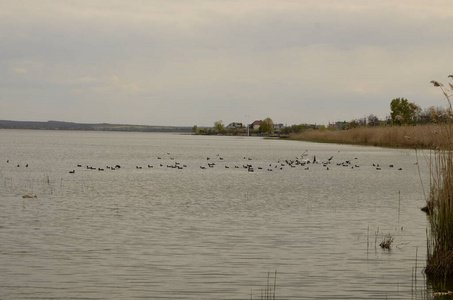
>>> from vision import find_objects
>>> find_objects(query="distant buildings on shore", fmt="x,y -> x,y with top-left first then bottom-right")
225,120 -> 285,133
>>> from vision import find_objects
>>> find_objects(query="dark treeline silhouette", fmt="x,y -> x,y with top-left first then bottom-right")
0,120 -> 193,133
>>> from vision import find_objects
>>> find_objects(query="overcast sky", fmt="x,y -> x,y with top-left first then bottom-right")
1,0 -> 452,127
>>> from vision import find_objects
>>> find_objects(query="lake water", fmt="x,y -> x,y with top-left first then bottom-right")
0,130 -> 433,299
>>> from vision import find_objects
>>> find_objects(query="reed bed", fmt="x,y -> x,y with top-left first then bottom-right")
425,141 -> 453,277
289,124 -> 450,149
424,76 -> 453,279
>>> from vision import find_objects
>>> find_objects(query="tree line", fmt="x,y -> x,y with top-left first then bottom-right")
194,74 -> 453,135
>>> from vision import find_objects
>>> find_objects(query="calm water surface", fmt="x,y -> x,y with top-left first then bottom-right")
0,130 -> 432,299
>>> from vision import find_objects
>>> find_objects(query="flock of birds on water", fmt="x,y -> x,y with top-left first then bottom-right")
7,150 -> 405,174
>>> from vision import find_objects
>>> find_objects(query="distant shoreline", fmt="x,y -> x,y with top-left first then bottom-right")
0,120 -> 195,133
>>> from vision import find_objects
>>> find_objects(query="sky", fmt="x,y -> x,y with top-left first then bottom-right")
1,0 -> 453,127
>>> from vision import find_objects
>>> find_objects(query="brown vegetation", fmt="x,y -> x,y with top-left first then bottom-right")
289,124 -> 451,149
424,75 -> 453,279
425,143 -> 453,277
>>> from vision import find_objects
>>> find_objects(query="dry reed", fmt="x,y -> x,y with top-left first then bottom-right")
290,124 -> 450,149
425,145 -> 453,277
424,75 -> 453,279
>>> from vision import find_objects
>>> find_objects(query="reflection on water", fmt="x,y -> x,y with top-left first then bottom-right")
0,130 -> 433,299
426,277 -> 453,298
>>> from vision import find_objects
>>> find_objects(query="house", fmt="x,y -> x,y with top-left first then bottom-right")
250,120 -> 262,130
328,121 -> 349,130
369,120 -> 384,127
273,123 -> 284,132
226,122 -> 244,130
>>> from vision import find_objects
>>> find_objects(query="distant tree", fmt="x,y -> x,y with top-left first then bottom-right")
390,98 -> 419,125
418,106 -> 448,124
213,120 -> 225,134
259,117 -> 274,133
348,120 -> 358,129
192,125 -> 198,133
367,114 -> 379,126
281,124 -> 309,134
199,128 -> 212,135
358,117 -> 367,126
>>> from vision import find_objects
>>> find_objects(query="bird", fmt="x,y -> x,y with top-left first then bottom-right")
69,170 -> 75,174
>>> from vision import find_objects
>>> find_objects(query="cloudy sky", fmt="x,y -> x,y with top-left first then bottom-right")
1,1 -> 452,127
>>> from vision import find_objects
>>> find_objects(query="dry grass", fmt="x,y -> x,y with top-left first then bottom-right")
290,124 -> 451,149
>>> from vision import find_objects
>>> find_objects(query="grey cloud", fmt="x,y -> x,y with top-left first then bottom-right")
1,1 -> 453,126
